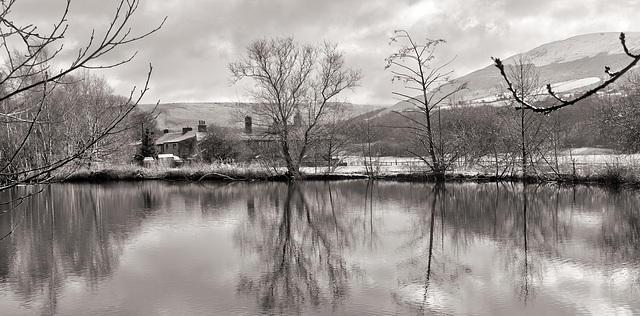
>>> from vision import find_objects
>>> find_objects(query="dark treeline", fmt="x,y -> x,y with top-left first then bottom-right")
345,83 -> 640,178
0,71 -> 156,177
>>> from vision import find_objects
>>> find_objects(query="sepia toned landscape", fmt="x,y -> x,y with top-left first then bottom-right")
1,0 -> 640,315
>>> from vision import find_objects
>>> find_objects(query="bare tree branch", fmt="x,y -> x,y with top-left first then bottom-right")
386,29 -> 467,181
0,0 -> 165,189
493,32 -> 639,114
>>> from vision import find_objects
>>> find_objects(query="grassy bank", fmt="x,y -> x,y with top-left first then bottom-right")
54,156 -> 640,187
58,162 -> 374,182
58,162 -> 282,182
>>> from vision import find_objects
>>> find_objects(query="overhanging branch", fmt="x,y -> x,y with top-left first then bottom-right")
493,32 -> 639,114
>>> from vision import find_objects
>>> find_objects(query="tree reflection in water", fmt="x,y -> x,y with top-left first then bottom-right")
362,179 -> 380,251
422,184 -> 439,309
392,183 -> 458,315
0,181 -> 639,315
235,182 -> 360,314
0,183 -> 161,315
391,182 -> 640,314
520,184 -> 533,304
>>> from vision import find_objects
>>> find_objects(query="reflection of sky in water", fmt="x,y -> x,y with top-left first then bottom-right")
392,232 -> 639,315
60,215 -> 253,315
0,181 -> 638,315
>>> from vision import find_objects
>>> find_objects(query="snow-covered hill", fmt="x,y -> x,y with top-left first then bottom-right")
384,32 -> 640,114
514,32 -> 640,67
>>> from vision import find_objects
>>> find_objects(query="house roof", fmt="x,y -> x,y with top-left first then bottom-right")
155,131 -> 207,145
237,132 -> 278,142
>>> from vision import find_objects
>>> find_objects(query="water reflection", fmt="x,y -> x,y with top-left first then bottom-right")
235,182 -> 356,314
392,184 -> 442,314
391,183 -> 640,315
0,181 -> 638,315
0,183 -> 141,315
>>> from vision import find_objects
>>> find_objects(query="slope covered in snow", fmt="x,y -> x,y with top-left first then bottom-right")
509,32 -> 640,67
384,32 -> 640,114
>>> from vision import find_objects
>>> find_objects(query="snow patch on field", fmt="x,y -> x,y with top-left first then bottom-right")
550,77 -> 601,92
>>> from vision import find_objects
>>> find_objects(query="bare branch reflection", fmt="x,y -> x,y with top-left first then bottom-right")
393,183 -> 464,315
0,183 -> 154,315
235,182 -> 363,314
0,181 -> 638,314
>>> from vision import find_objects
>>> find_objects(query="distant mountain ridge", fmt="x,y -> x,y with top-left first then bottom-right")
138,102 -> 386,131
384,32 -> 640,114
520,32 -> 640,66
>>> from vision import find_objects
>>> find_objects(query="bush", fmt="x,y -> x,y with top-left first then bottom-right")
200,125 -> 249,162
593,158 -> 637,184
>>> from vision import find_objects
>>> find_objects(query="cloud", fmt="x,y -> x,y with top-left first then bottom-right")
7,0 -> 640,105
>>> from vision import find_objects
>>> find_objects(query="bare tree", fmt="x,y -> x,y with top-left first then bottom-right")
0,0 -> 166,190
51,71 -> 144,165
503,56 -> 545,178
385,30 -> 467,182
229,37 -> 362,179
352,119 -> 384,176
311,103 -> 354,173
493,32 -> 640,114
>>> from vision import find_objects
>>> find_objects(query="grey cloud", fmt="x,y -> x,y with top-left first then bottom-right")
7,0 -> 640,105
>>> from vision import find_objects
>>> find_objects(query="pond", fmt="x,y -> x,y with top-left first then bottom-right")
0,181 -> 638,315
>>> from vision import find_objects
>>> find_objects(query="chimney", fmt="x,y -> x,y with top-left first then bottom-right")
163,129 -> 169,134
197,120 -> 207,132
245,116 -> 252,134
294,112 -> 302,127
182,127 -> 192,134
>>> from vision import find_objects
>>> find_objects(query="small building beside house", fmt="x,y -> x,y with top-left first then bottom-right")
155,121 -> 208,160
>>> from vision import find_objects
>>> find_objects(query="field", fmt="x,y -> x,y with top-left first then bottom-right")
308,148 -> 640,181
58,147 -> 640,184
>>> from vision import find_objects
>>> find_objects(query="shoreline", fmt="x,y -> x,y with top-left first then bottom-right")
52,162 -> 640,188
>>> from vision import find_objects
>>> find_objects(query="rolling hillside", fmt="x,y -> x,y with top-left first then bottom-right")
137,102 -> 243,130
138,102 -> 387,131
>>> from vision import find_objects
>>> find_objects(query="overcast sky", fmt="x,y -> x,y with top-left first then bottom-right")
11,0 -> 640,106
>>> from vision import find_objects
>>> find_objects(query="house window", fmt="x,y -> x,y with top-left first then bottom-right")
173,144 -> 177,149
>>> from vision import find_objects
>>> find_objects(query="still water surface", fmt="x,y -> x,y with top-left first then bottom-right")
0,181 -> 638,315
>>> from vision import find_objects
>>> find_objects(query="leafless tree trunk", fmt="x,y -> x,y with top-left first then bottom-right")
505,56 -> 541,178
316,104 -> 354,173
353,120 -> 382,176
385,30 -> 467,182
229,37 -> 361,179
